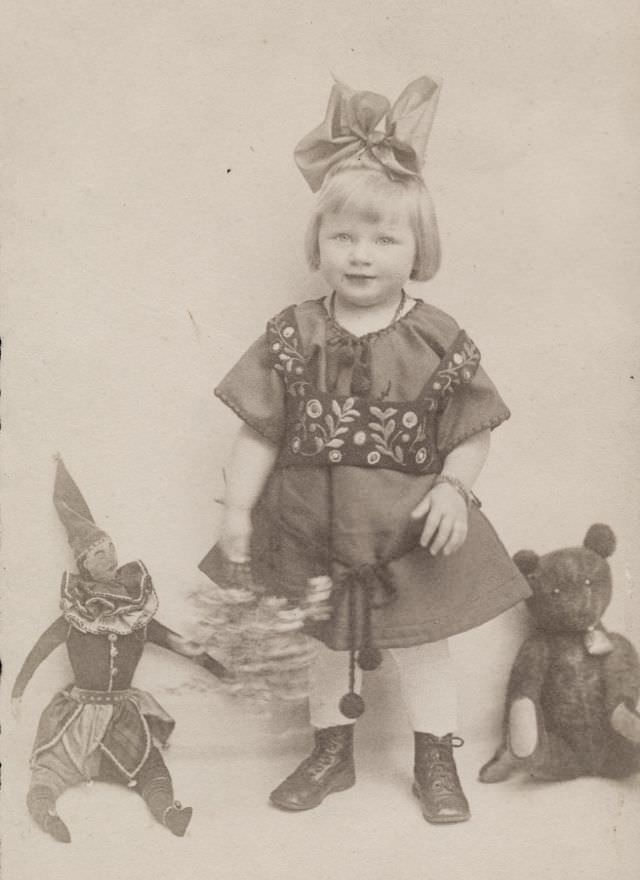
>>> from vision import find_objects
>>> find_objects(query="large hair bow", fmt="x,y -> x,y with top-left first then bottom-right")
294,75 -> 441,192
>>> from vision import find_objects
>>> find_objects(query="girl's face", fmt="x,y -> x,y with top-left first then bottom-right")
318,206 -> 416,309
82,538 -> 118,582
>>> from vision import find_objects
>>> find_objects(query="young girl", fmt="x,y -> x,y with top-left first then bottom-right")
199,75 -> 530,824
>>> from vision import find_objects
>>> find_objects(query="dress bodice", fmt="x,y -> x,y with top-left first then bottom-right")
267,304 -> 480,474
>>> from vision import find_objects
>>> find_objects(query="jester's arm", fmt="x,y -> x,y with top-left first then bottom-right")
12,615 -> 68,700
146,618 -> 228,679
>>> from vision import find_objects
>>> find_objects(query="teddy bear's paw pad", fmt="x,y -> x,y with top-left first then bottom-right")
509,698 -> 539,758
611,703 -> 640,744
478,748 -> 514,783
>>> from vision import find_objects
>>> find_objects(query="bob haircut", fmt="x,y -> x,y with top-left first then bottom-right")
304,155 -> 441,282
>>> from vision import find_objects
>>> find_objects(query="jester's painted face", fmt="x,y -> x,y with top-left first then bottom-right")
81,537 -> 119,582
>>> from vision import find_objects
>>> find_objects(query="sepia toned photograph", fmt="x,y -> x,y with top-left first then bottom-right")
1,2 -> 639,879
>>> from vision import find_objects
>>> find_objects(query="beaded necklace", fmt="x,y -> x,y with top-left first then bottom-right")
329,289 -> 407,332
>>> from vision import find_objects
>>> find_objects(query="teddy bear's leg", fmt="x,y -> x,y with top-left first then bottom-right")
524,729 -> 585,781
479,696 -> 538,783
478,742 -> 518,783
507,698 -> 585,780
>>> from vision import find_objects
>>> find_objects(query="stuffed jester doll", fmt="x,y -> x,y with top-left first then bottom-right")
11,457 -> 227,843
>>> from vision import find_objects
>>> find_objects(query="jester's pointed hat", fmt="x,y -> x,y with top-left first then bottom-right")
53,455 -> 110,559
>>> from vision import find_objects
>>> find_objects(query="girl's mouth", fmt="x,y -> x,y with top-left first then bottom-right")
345,274 -> 376,282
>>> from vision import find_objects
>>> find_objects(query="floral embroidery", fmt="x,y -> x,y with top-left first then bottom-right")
268,313 -> 311,397
290,396 -> 360,458
368,407 -> 403,464
282,392 -> 439,472
415,447 -> 428,465
306,399 -> 323,418
425,336 -> 480,399
402,411 -> 418,429
269,313 -> 481,475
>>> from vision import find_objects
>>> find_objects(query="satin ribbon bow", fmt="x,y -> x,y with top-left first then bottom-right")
294,75 -> 441,192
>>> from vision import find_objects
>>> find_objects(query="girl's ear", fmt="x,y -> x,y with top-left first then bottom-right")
513,549 -> 539,575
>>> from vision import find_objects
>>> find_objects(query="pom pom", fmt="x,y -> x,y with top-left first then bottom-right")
513,550 -> 539,575
583,524 -> 616,559
339,692 -> 365,719
357,646 -> 383,671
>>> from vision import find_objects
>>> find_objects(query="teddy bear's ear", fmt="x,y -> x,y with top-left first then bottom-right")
583,524 -> 616,558
513,549 -> 539,574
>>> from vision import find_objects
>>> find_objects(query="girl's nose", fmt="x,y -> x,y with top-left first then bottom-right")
349,240 -> 372,263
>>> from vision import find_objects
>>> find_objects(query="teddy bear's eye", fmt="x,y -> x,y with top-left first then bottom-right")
552,587 -> 561,596
584,578 -> 591,586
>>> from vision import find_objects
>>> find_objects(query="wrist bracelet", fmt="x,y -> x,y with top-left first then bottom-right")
433,473 -> 474,509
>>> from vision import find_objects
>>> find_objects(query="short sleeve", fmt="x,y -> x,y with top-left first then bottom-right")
215,332 -> 286,444
436,358 -> 511,457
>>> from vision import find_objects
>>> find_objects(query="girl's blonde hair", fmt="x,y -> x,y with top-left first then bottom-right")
305,155 -> 441,282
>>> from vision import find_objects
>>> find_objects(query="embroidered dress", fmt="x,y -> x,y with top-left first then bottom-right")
201,297 -> 530,654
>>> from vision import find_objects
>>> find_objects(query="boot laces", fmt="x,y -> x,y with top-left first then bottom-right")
299,735 -> 346,777
418,735 -> 464,793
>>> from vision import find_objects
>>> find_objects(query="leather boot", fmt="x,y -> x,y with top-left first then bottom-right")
413,732 -> 470,824
269,724 -> 356,811
27,785 -> 71,843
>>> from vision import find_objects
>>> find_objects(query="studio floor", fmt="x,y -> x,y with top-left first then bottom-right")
2,683 -> 639,880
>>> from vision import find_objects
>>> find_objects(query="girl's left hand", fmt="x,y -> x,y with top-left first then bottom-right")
411,482 -> 468,556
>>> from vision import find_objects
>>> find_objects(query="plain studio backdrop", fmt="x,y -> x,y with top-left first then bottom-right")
1,2 -> 639,879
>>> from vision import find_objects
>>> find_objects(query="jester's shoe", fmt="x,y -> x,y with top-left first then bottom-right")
27,785 -> 71,843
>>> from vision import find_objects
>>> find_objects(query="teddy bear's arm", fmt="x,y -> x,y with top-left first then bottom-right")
506,635 -> 550,701
603,633 -> 640,713
504,635 -> 552,758
478,636 -> 550,779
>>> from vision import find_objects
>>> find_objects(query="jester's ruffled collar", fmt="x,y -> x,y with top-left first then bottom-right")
61,560 -> 158,635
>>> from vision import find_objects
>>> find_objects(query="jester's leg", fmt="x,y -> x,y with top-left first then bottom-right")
99,747 -> 193,836
28,743 -> 85,843
137,747 -> 193,836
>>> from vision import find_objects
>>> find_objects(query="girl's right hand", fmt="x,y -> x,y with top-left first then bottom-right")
219,506 -> 253,562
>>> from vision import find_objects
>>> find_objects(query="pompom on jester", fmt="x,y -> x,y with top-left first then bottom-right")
11,457 -> 227,843
479,524 -> 640,783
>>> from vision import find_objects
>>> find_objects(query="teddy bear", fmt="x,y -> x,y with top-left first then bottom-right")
479,524 -> 640,783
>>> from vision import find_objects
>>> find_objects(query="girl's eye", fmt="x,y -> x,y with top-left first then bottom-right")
334,233 -> 351,242
378,236 -> 396,245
